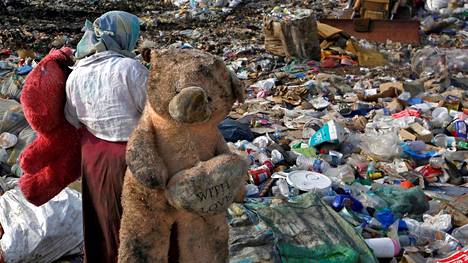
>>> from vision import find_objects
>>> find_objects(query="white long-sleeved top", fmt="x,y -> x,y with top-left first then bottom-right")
65,51 -> 149,142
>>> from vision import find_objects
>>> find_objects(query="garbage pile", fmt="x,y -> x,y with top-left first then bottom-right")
0,50 -> 37,178
219,2 -> 467,261
224,74 -> 468,261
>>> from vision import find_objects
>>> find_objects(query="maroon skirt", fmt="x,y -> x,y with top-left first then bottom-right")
80,129 -> 127,263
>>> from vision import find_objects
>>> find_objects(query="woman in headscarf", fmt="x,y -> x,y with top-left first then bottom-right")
64,11 -> 148,263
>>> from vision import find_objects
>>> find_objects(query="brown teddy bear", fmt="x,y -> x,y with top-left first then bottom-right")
118,48 -> 247,263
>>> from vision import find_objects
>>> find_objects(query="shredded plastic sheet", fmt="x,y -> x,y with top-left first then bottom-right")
6,126 -> 36,167
0,184 -> 83,263
0,73 -> 25,101
0,99 -> 28,135
372,184 -> 429,219
229,192 -> 377,263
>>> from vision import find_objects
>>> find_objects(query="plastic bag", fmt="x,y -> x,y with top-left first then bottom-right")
425,0 -> 449,13
372,184 -> 429,219
0,99 -> 28,135
412,47 -> 468,77
452,224 -> 468,246
432,107 -> 452,128
0,183 -> 83,263
422,212 -> 452,232
228,203 -> 278,263
359,130 -> 401,161
0,73 -> 25,101
218,118 -> 254,143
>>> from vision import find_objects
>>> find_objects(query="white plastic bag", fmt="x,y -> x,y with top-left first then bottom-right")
425,0 -> 449,13
359,129 -> 401,161
422,212 -> 452,232
0,185 -> 83,263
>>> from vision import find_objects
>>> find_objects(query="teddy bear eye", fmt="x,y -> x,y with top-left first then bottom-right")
207,96 -> 212,102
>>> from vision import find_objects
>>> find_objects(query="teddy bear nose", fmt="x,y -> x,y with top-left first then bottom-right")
168,86 -> 212,124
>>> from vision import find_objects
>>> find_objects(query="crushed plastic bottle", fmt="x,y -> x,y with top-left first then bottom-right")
296,155 -> 331,173
402,218 -> 462,251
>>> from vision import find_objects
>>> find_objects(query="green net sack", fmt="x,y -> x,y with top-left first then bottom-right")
237,192 -> 377,263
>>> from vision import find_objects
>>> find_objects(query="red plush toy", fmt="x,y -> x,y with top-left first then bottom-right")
19,47 -> 81,206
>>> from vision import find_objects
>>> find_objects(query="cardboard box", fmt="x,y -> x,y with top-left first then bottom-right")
364,10 -> 386,19
399,129 -> 417,141
409,123 -> 433,142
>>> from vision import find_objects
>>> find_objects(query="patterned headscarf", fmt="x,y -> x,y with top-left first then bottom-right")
75,11 -> 140,59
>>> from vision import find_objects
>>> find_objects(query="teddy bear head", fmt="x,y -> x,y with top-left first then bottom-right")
146,48 -> 243,126
21,47 -> 74,134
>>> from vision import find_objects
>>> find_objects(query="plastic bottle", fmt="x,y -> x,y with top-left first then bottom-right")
365,238 -> 400,258
326,164 -> 355,184
234,140 -> 259,152
429,156 -> 446,169
398,235 -> 417,247
273,127 -> 282,141
270,149 -> 284,164
252,136 -> 270,151
458,140 -> 468,150
277,179 -> 290,197
296,155 -> 331,173
353,213 -> 385,230
432,134 -> 456,149
189,0 -> 198,9
402,219 -> 461,250
366,161 -> 383,180
332,192 -> 364,212
432,107 -> 451,128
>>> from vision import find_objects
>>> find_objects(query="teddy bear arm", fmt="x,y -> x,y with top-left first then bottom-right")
126,119 -> 168,189
214,132 -> 231,155
166,153 -> 247,215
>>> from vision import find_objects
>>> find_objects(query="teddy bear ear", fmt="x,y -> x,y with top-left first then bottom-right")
230,70 -> 244,103
141,48 -> 152,63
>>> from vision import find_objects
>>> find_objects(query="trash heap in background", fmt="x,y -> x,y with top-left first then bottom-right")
221,3 -> 468,262
0,50 -> 37,178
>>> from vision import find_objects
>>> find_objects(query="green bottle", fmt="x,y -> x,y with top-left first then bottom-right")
458,140 -> 468,150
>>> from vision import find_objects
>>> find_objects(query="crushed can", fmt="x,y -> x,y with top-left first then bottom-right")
248,166 -> 271,185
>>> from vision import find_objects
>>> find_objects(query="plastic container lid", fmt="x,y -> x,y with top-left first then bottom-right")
286,170 -> 332,192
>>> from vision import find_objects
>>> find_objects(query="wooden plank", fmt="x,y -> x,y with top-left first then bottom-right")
318,19 -> 420,44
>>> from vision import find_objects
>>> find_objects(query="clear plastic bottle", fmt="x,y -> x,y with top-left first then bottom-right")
234,140 -> 260,152
326,164 -> 355,185
189,0 -> 198,9
403,219 -> 461,251
277,179 -> 290,197
273,127 -> 282,141
270,149 -> 284,164
296,155 -> 331,173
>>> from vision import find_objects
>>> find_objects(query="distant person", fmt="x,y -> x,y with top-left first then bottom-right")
65,11 -> 148,263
